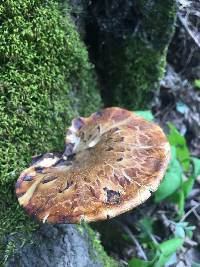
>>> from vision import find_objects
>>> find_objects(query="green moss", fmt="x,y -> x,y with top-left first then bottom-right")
0,0 -> 101,263
104,38 -> 167,110
83,224 -> 120,267
138,0 -> 177,50
76,223 -> 119,266
96,0 -> 177,109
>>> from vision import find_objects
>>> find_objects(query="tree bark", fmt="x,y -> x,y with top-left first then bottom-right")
5,224 -> 110,267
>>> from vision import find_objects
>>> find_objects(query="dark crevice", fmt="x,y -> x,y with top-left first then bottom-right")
84,0 -> 140,106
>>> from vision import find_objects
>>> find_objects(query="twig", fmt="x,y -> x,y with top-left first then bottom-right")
193,209 -> 200,221
120,260 -> 128,266
184,236 -> 198,247
160,213 -> 171,228
178,13 -> 200,48
123,225 -> 148,261
149,234 -> 159,245
180,203 -> 200,222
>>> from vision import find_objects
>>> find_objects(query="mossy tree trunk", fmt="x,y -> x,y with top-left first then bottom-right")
85,0 -> 177,109
5,224 -> 117,267
0,1 -> 116,266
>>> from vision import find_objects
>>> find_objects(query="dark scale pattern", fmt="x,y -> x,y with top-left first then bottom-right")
16,107 -> 170,224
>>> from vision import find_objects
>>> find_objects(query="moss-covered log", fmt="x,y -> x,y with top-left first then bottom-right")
85,0 -> 177,109
0,1 -> 117,265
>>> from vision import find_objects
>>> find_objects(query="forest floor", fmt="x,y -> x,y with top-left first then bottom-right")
92,65 -> 200,266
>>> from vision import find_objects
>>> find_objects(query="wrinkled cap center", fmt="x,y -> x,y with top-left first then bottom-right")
59,124 -> 123,172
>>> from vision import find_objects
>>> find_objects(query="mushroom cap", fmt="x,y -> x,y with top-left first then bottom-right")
16,107 -> 170,224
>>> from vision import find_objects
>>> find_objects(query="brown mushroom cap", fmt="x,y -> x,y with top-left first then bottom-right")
16,107 -> 170,224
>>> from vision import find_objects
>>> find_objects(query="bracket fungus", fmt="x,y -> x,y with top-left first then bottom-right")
16,107 -> 170,224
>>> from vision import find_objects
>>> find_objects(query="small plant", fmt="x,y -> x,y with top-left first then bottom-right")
127,111 -> 200,267
155,123 -> 199,216
194,79 -> 200,89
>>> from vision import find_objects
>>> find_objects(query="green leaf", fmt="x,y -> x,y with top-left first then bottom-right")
167,123 -> 190,172
183,224 -> 195,239
179,156 -> 200,203
176,102 -> 188,114
165,253 -> 178,266
154,254 -> 177,267
182,176 -> 195,198
155,147 -> 182,202
138,217 -> 153,235
178,191 -> 185,216
186,230 -> 193,239
128,258 -> 153,267
135,110 -> 154,121
192,157 -> 200,178
153,238 -> 183,267
175,225 -> 185,238
185,225 -> 196,231
194,79 -> 200,88
158,238 -> 183,256
129,239 -> 184,267
170,190 -> 185,216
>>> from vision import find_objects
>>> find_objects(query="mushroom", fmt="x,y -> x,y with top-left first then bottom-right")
15,107 -> 170,224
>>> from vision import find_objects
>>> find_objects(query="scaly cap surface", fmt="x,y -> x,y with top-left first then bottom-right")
16,107 -> 170,223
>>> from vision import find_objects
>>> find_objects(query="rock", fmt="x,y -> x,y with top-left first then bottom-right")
5,224 -> 112,267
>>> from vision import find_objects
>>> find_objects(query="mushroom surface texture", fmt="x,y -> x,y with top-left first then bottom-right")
16,107 -> 170,224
